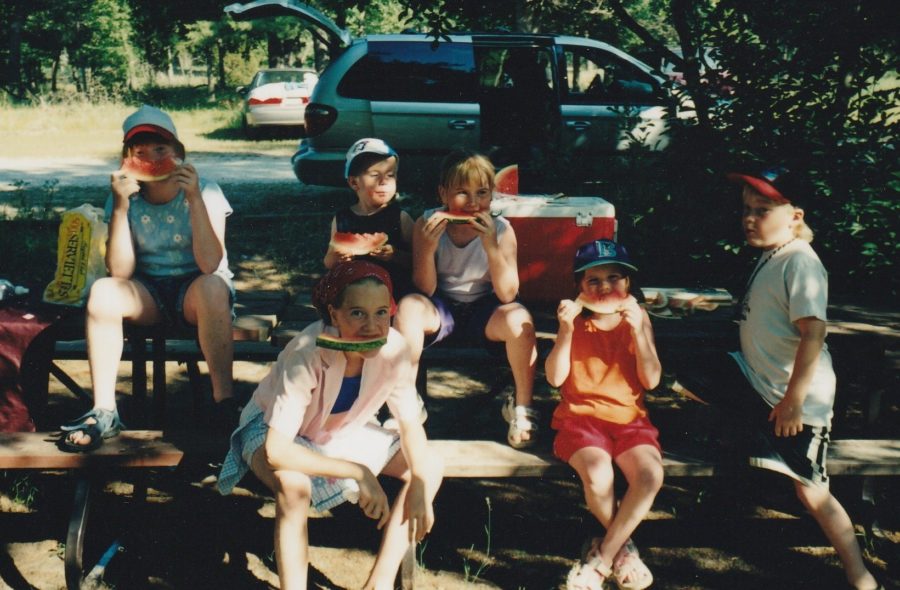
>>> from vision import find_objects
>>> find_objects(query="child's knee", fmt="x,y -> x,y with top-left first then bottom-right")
272,470 -> 313,508
87,277 -> 127,317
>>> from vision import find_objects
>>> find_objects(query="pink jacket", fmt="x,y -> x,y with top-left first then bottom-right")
251,321 -> 420,444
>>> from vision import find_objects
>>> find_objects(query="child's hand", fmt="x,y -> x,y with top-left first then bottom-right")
111,170 -> 140,205
368,243 -> 394,261
556,298 -> 581,330
471,210 -> 498,246
619,295 -> 644,332
357,467 -> 391,529
769,399 -> 804,437
403,477 -> 435,542
419,213 -> 448,254
170,162 -> 201,202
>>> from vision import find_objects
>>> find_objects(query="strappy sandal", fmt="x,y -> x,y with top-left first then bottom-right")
566,537 -> 612,590
58,408 -> 124,453
612,538 -> 653,590
501,395 -> 538,449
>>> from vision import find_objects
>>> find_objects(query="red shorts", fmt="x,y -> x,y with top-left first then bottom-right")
553,414 -> 661,463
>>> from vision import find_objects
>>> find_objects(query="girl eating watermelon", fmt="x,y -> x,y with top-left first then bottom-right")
393,148 -> 539,448
59,104 -> 238,451
545,239 -> 662,590
218,260 -> 442,590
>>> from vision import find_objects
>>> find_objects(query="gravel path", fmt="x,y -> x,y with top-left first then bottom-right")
0,153 -> 297,190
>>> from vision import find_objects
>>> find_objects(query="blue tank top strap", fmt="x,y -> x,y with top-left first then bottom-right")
331,374 -> 362,414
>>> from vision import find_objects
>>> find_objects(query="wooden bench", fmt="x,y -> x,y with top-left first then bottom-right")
43,289 -> 288,426
0,430 -> 183,590
381,437 -> 900,588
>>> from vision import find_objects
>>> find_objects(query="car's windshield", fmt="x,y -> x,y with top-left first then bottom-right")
258,71 -> 312,86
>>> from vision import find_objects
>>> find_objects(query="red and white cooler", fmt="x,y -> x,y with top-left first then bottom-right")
492,194 -> 617,305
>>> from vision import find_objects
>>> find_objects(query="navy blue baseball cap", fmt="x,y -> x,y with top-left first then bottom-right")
574,240 -> 638,273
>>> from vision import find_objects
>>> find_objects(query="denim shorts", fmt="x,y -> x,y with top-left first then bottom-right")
134,271 -> 234,330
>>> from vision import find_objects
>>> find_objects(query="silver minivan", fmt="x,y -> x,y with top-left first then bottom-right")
226,0 -> 681,190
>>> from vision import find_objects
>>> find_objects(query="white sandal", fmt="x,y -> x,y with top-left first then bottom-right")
612,538 -> 653,590
566,537 -> 612,590
501,395 -> 538,449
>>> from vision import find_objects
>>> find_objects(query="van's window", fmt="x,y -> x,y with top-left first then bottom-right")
338,41 -> 476,102
562,46 -> 659,105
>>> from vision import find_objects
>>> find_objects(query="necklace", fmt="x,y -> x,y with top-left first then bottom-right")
735,238 -> 796,321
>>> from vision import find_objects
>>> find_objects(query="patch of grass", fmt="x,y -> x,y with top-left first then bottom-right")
0,100 -> 297,159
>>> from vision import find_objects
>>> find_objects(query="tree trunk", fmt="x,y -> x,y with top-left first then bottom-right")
267,31 -> 280,68
216,40 -> 227,92
5,0 -> 26,100
670,0 -> 711,131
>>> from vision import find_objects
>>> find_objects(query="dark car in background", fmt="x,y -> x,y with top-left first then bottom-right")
226,0 -> 688,189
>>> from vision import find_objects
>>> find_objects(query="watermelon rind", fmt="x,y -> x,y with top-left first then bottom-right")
436,210 -> 479,224
316,334 -> 387,352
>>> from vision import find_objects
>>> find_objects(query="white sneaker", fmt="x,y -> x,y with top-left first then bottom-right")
501,395 -> 538,449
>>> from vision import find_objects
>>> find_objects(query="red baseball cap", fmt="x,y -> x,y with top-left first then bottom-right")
726,165 -> 808,206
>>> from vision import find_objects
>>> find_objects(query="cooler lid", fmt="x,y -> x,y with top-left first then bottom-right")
492,195 -> 615,218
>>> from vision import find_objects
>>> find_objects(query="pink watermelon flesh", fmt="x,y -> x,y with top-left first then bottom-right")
577,293 -> 633,315
121,156 -> 180,182
330,232 -> 389,256
315,333 -> 387,352
495,164 -> 519,195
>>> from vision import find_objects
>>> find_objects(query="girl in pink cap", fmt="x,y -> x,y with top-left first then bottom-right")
60,105 -> 238,451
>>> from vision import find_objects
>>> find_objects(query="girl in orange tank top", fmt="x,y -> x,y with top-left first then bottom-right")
545,239 -> 662,590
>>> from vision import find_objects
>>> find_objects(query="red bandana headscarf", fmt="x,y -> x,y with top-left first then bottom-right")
312,260 -> 397,323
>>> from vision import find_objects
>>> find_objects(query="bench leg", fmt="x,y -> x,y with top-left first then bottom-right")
49,362 -> 93,404
65,477 -> 91,590
130,335 -> 149,426
152,333 -> 167,428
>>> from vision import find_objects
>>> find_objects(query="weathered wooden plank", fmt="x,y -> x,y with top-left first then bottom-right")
431,439 -> 900,478
0,430 -> 183,469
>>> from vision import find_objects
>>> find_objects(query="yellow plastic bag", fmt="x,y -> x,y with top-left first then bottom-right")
43,204 -> 108,306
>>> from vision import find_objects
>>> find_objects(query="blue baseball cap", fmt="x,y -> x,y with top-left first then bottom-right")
574,239 -> 638,273
344,138 -> 398,178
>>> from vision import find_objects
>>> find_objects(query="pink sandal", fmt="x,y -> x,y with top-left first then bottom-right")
612,538 -> 653,590
566,537 -> 612,590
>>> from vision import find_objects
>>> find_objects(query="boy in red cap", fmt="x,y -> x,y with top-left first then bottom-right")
60,105 -> 238,451
672,165 -> 882,590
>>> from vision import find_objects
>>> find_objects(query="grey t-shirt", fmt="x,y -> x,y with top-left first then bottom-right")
729,239 -> 835,427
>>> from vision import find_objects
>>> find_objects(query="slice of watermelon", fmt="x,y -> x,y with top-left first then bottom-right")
315,333 -> 387,352
121,156 -> 181,182
495,164 -> 518,195
434,209 -> 478,224
329,231 -> 389,256
576,293 -> 634,315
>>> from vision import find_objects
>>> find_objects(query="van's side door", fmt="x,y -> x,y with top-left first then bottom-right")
558,42 -> 671,157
